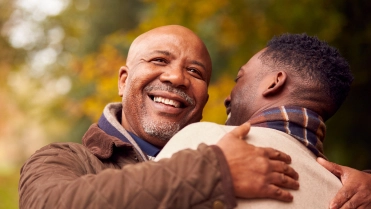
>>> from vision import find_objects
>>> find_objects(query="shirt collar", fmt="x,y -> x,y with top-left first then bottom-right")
127,131 -> 160,157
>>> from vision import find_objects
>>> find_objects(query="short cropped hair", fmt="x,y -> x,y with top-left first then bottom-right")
260,33 -> 353,111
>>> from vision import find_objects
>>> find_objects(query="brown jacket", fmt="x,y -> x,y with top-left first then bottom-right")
19,123 -> 236,209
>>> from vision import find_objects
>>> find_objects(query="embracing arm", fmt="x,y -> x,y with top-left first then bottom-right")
20,123 -> 299,209
19,143 -> 235,209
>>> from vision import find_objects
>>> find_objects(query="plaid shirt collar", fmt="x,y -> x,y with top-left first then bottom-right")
248,106 -> 326,158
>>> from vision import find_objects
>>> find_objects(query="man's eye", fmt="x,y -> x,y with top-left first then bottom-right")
151,58 -> 167,64
234,76 -> 241,83
187,68 -> 203,79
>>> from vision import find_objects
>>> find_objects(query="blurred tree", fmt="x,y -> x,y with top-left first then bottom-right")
0,1 -> 27,209
35,0 -> 148,142
58,0 -> 145,56
324,0 -> 371,169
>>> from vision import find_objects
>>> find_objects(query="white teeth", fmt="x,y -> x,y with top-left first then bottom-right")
153,96 -> 181,108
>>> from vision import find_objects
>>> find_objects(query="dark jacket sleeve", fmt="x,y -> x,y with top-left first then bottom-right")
19,143 -> 236,209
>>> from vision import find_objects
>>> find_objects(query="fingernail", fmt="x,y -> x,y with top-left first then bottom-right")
329,202 -> 337,209
295,172 -> 299,180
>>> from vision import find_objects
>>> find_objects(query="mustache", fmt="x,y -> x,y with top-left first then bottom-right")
144,84 -> 195,106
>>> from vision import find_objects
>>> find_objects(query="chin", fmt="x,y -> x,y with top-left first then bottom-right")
225,118 -> 239,126
142,119 -> 180,140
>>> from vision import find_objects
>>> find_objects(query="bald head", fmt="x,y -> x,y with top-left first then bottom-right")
118,25 -> 212,147
127,25 -> 212,84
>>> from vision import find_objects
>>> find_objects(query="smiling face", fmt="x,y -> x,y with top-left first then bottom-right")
118,25 -> 212,147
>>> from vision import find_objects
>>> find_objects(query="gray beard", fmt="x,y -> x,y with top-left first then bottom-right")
141,119 -> 180,141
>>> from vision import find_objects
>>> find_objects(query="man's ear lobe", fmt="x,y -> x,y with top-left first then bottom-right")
118,66 -> 128,97
262,71 -> 287,97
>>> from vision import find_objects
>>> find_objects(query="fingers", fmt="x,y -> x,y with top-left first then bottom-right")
329,187 -> 356,209
266,160 -> 299,191
335,190 -> 371,209
267,171 -> 299,191
216,122 -> 250,149
265,147 -> 292,164
329,187 -> 371,209
270,160 -> 299,180
319,160 -> 371,209
262,184 -> 294,202
340,194 -> 371,209
317,157 -> 343,177
317,158 -> 348,208
230,122 -> 251,139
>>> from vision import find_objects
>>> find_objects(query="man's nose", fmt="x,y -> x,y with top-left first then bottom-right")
224,95 -> 231,108
159,65 -> 190,89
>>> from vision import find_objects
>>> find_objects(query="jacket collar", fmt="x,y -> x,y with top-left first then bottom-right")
82,103 -> 156,161
82,102 -> 145,160
82,123 -> 132,159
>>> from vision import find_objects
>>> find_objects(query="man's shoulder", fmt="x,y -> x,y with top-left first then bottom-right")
37,141 -> 86,152
29,141 -> 93,161
179,122 -> 236,134
21,141 -> 110,174
156,122 -> 231,159
182,121 -> 283,131
172,122 -> 283,143
176,122 -> 230,143
180,122 -> 282,138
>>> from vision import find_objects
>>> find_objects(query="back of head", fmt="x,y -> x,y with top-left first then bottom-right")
260,33 -> 353,120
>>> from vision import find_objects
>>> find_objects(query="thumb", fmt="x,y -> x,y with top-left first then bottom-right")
230,122 -> 251,140
317,157 -> 343,178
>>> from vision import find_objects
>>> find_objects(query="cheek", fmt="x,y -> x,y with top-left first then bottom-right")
121,76 -> 146,109
229,87 -> 238,102
186,83 -> 207,117
193,84 -> 208,105
128,64 -> 160,84
125,71 -> 151,94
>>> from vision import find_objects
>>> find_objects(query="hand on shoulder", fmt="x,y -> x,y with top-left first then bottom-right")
318,158 -> 371,209
217,122 -> 299,202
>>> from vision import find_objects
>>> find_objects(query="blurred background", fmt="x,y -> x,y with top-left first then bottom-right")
0,0 -> 370,208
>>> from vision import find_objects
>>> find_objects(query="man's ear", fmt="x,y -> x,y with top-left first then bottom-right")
262,71 -> 287,97
118,66 -> 128,97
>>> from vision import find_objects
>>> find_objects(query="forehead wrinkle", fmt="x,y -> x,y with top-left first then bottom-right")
150,50 -> 174,58
127,25 -> 212,81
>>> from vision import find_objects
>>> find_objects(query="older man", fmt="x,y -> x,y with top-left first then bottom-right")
19,25 -> 299,209
156,33 -> 371,208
